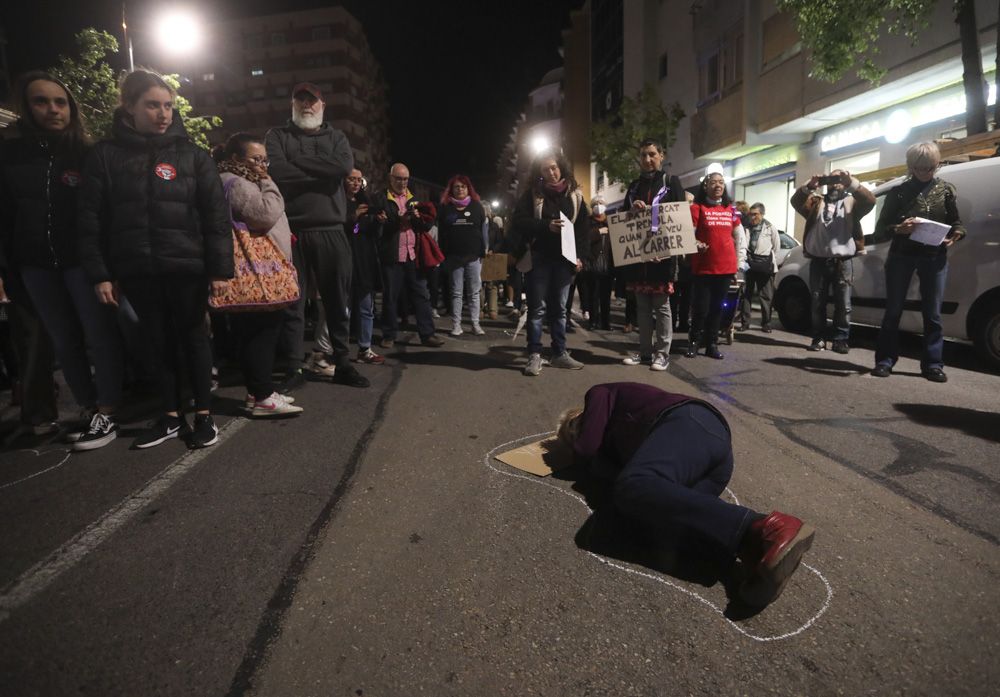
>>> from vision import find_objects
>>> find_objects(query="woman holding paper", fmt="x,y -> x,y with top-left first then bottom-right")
872,141 -> 965,382
510,151 -> 589,376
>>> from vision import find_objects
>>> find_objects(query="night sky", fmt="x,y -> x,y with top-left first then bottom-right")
1,0 -> 584,193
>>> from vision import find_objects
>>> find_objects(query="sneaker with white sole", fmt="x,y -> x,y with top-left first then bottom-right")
650,353 -> 670,372
450,325 -> 464,336
622,353 -> 647,366
251,392 -> 304,417
305,351 -> 337,378
189,414 -> 219,448
471,325 -> 486,336
134,415 -> 188,449
550,352 -> 584,370
524,352 -> 543,376
72,412 -> 118,451
244,393 -> 296,412
356,347 -> 386,364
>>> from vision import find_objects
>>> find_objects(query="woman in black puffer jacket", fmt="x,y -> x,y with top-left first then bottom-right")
78,69 -> 233,450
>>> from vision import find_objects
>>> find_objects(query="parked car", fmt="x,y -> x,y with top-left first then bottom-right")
772,157 -> 1000,369
775,230 -> 799,267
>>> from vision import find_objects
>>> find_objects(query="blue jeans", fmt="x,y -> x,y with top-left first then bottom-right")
875,252 -> 948,371
525,255 -> 575,355
356,291 -> 375,350
20,265 -> 124,410
613,403 -> 754,555
450,259 -> 482,326
809,257 -> 853,341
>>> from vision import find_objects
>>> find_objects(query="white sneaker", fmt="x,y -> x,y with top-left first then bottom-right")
504,300 -> 514,308
251,392 -> 304,417
244,393 -> 296,412
524,353 -> 543,376
450,326 -> 463,336
622,353 -> 645,366
472,325 -> 486,336
650,353 -> 670,371
305,351 -> 336,378
432,309 -> 441,318
550,352 -> 584,370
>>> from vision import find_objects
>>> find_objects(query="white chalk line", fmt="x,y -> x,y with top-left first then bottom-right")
483,432 -> 833,642
0,449 -> 73,491
0,417 -> 249,624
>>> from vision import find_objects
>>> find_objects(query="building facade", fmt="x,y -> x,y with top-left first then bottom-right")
621,0 -> 998,236
188,6 -> 390,186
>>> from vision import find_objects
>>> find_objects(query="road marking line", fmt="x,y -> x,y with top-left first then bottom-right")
0,417 -> 248,624
484,432 -> 833,642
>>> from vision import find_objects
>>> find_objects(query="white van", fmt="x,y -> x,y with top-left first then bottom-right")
773,157 -> 1000,369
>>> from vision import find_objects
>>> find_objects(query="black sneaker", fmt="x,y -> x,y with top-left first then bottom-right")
189,414 -> 219,448
134,415 -> 188,449
332,363 -> 370,388
923,367 -> 948,383
278,368 -> 307,395
871,364 -> 892,378
72,412 -> 118,452
831,340 -> 849,354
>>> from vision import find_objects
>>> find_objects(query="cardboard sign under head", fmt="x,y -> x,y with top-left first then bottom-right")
608,201 -> 697,268
494,437 -> 575,477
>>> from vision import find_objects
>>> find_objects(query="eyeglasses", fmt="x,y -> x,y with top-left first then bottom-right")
912,164 -> 939,174
390,176 -> 409,182
247,156 -> 270,167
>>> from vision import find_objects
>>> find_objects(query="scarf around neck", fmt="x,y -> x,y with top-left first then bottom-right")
218,159 -> 263,183
449,196 -> 472,208
544,179 -> 569,195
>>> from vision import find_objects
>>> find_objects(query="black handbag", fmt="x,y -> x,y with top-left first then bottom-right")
747,252 -> 772,274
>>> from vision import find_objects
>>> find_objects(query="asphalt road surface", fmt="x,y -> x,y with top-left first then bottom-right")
1,310 -> 998,696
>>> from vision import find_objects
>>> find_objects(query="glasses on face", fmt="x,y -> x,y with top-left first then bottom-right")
391,176 -> 409,182
247,155 -> 269,167
912,164 -> 939,174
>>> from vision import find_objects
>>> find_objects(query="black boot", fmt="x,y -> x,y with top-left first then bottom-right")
706,344 -> 724,360
685,332 -> 700,358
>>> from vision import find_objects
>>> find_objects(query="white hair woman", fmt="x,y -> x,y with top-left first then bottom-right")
871,141 -> 965,382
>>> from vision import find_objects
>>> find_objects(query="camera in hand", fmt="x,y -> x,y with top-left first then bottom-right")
818,175 -> 842,186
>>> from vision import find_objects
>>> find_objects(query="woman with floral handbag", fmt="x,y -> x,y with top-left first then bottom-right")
215,133 -> 302,418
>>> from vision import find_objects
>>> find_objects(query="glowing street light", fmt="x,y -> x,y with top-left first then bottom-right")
491,199 -> 500,209
530,134 -> 551,155
154,9 -> 204,57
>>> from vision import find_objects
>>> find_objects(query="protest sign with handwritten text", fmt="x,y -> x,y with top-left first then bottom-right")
608,202 -> 697,267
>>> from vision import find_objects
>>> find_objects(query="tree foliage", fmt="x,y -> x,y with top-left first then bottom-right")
590,84 -> 685,189
49,28 -> 221,149
775,0 -> 934,83
50,28 -> 120,140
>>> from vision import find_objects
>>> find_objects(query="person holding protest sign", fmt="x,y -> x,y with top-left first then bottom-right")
618,139 -> 686,371
685,167 -> 745,360
557,381 -> 816,607
509,151 -> 588,377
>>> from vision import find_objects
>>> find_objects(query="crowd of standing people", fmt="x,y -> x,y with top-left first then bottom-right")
0,66 -> 967,454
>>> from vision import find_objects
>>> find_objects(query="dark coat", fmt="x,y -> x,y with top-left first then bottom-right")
77,111 -> 232,283
617,170 -> 684,286
0,134 -> 87,273
573,382 -> 724,469
509,186 -> 589,264
347,190 -> 381,293
265,121 -> 354,233
438,199 -> 487,262
581,215 -> 613,275
370,188 -> 426,265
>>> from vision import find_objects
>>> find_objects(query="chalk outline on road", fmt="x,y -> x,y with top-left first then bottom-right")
0,418 -> 249,624
0,448 -> 73,491
484,431 -> 833,642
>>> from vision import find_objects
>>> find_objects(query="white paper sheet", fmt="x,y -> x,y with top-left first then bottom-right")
559,212 -> 577,264
909,217 -> 952,246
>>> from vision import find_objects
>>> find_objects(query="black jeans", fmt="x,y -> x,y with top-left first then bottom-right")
232,310 -> 284,401
381,260 -> 436,340
586,273 -> 613,328
279,240 -> 306,371
690,274 -> 733,347
119,275 -> 213,413
297,227 -> 353,365
739,270 -> 775,328
7,292 -> 57,425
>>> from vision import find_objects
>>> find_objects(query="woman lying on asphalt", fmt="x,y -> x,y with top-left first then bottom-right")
557,381 -> 815,606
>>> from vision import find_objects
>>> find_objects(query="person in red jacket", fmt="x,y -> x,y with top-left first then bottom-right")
685,169 -> 745,359
558,382 -> 816,607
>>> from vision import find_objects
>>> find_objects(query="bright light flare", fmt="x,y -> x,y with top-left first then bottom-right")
154,9 -> 204,55
530,134 -> 551,155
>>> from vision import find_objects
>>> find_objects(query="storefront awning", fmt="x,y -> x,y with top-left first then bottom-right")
854,130 -> 1000,183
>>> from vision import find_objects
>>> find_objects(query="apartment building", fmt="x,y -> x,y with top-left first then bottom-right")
188,6 -> 390,185
620,0 -> 998,236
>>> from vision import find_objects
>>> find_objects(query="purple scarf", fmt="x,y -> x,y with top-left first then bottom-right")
449,196 -> 472,207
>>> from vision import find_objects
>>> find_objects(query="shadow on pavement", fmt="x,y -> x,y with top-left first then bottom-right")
894,403 -> 1000,444
734,332 -> 808,350
763,356 -> 870,376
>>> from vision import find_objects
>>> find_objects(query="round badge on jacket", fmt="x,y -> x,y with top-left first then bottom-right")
60,170 -> 81,187
154,163 -> 177,181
